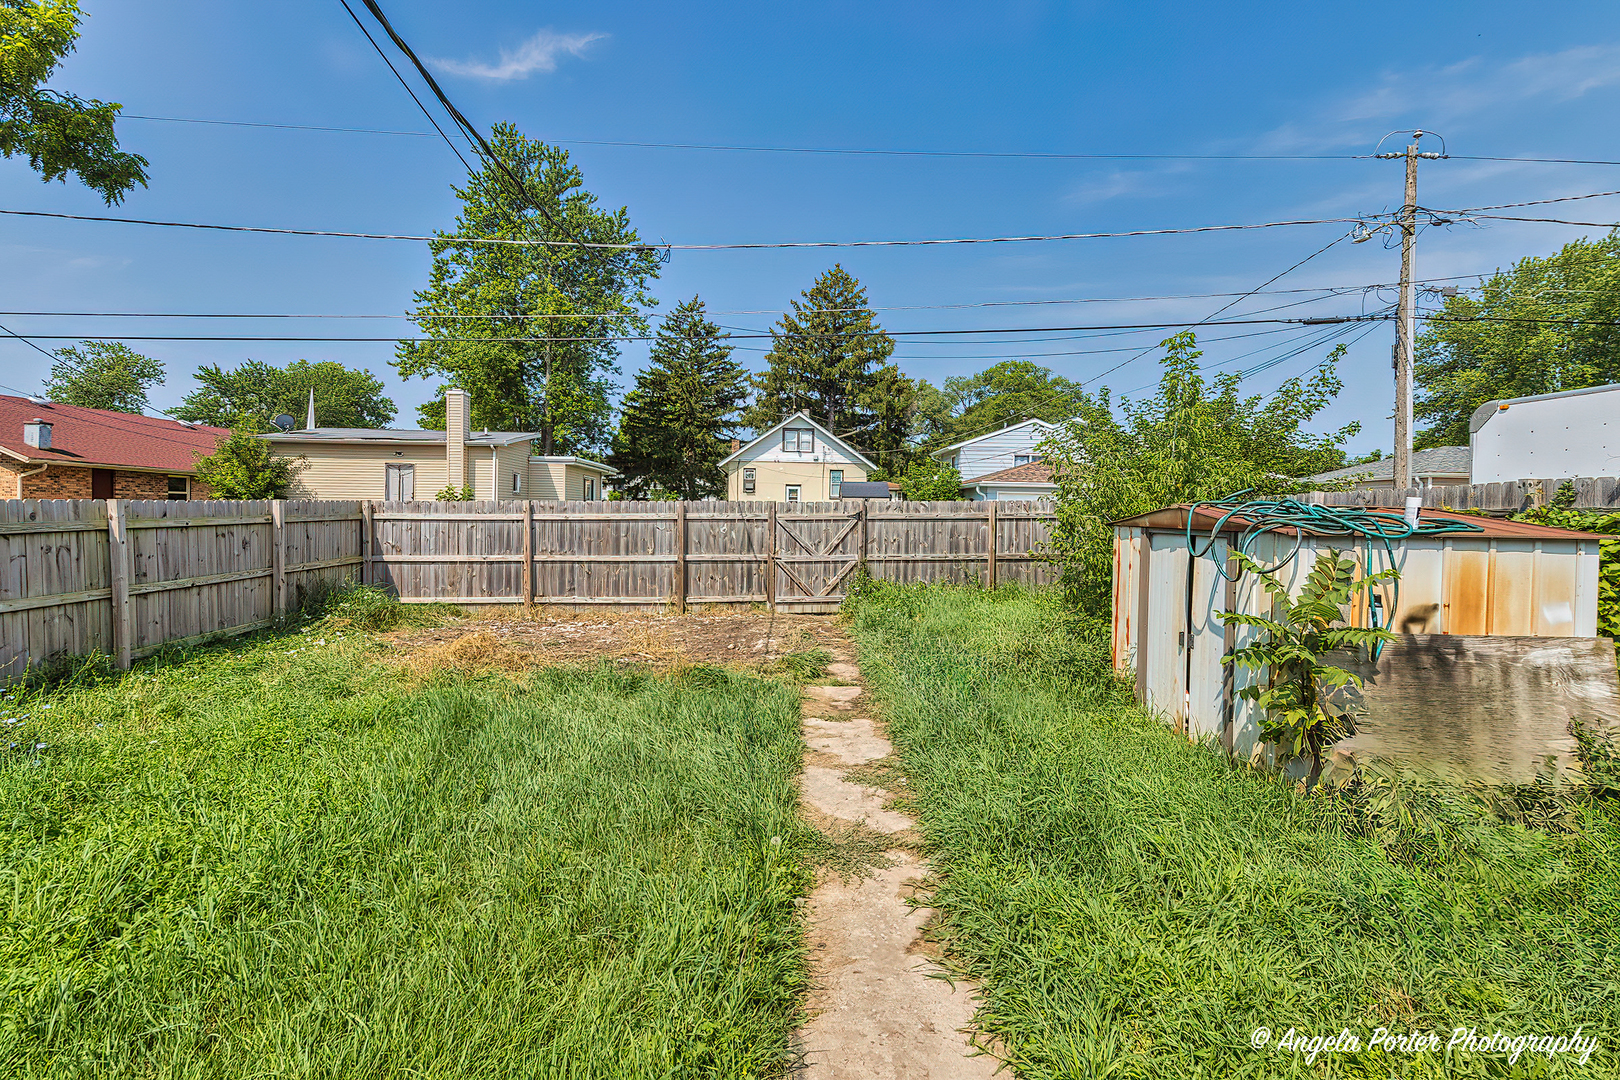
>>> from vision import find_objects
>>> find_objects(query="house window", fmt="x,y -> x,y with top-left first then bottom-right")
785,485 -> 801,504
829,469 -> 843,498
742,467 -> 756,494
166,475 -> 189,500
1013,454 -> 1034,467
583,477 -> 596,501
385,462 -> 415,500
782,428 -> 813,453
511,471 -> 521,494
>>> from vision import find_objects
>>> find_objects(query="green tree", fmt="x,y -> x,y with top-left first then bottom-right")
193,429 -> 300,499
1415,232 -> 1620,448
172,359 -> 395,432
0,0 -> 147,203
744,265 -> 915,458
397,124 -> 660,458
892,458 -> 962,500
933,360 -> 1086,447
608,297 -> 748,500
43,341 -> 163,412
1045,333 -> 1356,616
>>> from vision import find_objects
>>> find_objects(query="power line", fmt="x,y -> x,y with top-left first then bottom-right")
334,0 -> 476,176
1445,190 -> 1620,212
0,205 -> 1376,249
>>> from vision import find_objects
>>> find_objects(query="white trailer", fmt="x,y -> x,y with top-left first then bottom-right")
1470,382 -> 1620,484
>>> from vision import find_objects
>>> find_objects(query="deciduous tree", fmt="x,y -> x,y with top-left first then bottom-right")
398,124 -> 660,458
172,359 -> 395,432
43,341 -> 163,412
0,0 -> 147,203
1415,232 -> 1620,447
608,297 -> 747,500
193,429 -> 300,499
1044,333 -> 1356,615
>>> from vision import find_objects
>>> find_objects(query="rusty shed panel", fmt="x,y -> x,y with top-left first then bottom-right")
1111,527 -> 1144,672
1444,543 -> 1491,636
1536,547 -> 1579,636
1186,536 -> 1229,742
1575,542 -> 1601,636
1489,541 -> 1537,635
1143,531 -> 1190,725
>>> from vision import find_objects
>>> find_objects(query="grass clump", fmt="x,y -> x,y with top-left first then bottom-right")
314,581 -> 459,631
0,625 -> 814,1077
845,581 -> 1620,1078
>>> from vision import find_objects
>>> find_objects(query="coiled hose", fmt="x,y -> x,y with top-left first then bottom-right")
1182,493 -> 1485,657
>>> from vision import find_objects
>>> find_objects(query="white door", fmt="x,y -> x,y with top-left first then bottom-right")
386,463 -> 415,500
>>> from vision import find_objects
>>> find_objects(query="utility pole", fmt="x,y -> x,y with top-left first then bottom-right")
1379,130 -> 1442,492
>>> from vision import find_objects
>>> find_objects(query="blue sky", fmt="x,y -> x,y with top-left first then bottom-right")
3,1 -> 1618,453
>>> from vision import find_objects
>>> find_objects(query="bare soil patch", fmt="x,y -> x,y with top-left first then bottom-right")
381,608 -> 845,674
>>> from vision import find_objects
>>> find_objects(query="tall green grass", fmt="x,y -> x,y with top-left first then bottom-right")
0,625 -> 812,1077
848,583 -> 1620,1079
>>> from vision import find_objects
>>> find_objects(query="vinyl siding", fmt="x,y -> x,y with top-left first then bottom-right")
724,460 -> 866,500
939,422 -> 1053,481
468,442 -> 535,499
278,443 -> 448,499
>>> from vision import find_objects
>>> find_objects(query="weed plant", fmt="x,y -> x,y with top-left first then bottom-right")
0,602 -> 813,1077
846,581 -> 1620,1078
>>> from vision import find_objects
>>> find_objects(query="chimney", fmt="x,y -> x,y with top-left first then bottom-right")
23,417 -> 52,450
728,438 -> 740,453
445,388 -> 470,490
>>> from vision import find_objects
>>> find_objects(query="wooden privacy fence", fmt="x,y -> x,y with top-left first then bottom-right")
366,499 -> 1056,613
0,499 -> 362,678
1302,476 -> 1620,513
1,497 -> 1054,677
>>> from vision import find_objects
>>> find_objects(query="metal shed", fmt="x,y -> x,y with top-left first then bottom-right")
1111,505 -> 1606,761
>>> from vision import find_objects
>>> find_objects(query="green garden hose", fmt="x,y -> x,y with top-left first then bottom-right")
1182,493 -> 1485,657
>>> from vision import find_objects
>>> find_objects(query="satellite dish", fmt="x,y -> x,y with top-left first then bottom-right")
272,413 -> 297,431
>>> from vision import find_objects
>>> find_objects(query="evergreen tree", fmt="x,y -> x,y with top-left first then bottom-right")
609,297 -> 747,499
744,265 -> 915,456
43,341 -> 163,413
397,124 -> 661,458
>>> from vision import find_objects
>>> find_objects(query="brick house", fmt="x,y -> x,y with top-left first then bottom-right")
0,395 -> 229,499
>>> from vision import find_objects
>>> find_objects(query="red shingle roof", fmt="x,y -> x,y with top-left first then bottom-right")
0,395 -> 229,474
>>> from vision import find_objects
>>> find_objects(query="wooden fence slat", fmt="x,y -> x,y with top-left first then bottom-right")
107,499 -> 132,670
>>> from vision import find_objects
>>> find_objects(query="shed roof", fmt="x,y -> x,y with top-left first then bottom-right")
1111,504 -> 1609,541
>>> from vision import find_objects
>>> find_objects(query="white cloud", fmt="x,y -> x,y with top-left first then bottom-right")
1247,43 -> 1620,155
1062,165 -> 1192,205
430,29 -> 606,81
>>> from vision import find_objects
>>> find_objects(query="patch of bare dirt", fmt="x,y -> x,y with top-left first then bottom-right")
381,608 -> 844,673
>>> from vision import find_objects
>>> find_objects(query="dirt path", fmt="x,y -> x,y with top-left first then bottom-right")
794,641 -> 1001,1078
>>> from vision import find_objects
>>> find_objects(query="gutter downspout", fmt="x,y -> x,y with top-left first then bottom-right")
15,461 -> 49,496
492,445 -> 499,501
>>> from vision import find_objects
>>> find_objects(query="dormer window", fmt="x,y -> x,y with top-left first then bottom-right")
1014,454 -> 1039,467
782,428 -> 814,453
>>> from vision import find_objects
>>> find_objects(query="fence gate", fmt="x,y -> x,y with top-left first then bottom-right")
774,503 -> 864,611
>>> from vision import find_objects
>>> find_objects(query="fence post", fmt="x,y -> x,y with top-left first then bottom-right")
858,501 -> 868,577
674,501 -> 687,614
985,500 -> 998,589
522,501 -> 533,607
107,499 -> 132,669
766,501 -> 777,612
361,501 -> 373,585
271,500 -> 287,618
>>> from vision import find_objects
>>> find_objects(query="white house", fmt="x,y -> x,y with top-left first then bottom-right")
931,418 -> 1058,500
720,411 -> 875,502
262,389 -> 618,501
1469,382 -> 1620,484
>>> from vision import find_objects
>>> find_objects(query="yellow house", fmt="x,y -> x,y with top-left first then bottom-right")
720,411 -> 875,502
262,389 -> 617,501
